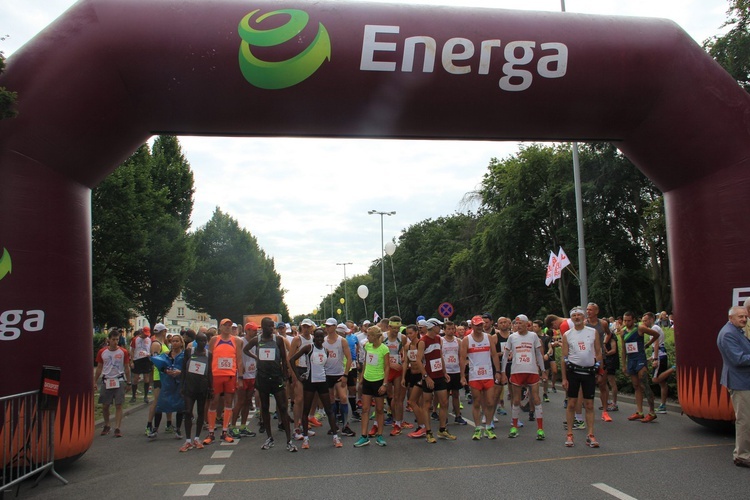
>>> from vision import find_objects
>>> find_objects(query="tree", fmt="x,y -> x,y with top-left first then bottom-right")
704,0 -> 750,92
151,135 -> 195,230
0,44 -> 18,120
184,208 -> 288,323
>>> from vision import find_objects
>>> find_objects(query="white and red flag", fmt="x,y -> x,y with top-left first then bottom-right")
545,251 -> 557,286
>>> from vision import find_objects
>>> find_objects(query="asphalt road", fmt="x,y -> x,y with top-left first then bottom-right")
5,389 -> 746,499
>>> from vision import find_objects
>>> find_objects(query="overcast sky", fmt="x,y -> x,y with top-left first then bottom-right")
2,0 -> 731,318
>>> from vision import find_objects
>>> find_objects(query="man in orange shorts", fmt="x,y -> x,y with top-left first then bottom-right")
204,318 -> 244,444
460,315 -> 502,440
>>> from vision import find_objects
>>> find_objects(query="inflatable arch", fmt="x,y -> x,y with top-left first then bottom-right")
1,0 -> 749,461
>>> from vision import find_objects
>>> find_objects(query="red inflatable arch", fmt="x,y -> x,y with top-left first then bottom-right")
1,0 -> 749,461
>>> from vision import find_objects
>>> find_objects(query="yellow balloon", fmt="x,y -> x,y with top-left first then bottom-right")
339,298 -> 345,304
312,308 -> 318,315
337,308 -> 342,315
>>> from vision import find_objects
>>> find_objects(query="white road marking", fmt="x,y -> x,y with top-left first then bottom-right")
592,483 -> 638,500
199,465 -> 225,475
211,450 -> 233,459
184,483 -> 214,496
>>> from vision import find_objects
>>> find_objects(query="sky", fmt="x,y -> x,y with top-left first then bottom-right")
1,0 -> 731,318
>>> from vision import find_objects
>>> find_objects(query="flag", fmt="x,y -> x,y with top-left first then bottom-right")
374,311 -> 380,322
545,251 -> 556,286
558,246 -> 570,271
552,251 -> 562,282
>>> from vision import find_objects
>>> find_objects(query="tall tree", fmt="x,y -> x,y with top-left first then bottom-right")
704,0 -> 750,92
151,135 -> 195,230
0,45 -> 17,120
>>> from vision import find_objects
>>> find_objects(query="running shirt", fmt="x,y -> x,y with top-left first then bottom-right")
406,338 -> 420,372
307,345 -> 328,383
443,337 -> 461,375
133,336 -> 151,360
363,342 -> 389,382
256,336 -> 283,379
241,337 -> 257,380
346,334 -> 358,366
184,349 -> 210,393
152,340 -> 168,381
385,336 -> 403,372
496,331 -> 510,366
467,333 -> 492,381
212,337 -> 239,376
295,335 -> 314,368
96,346 -> 129,379
504,332 -> 543,375
586,318 -> 607,346
323,336 -> 345,376
623,326 -> 644,359
565,326 -> 597,367
422,334 -> 445,380
652,324 -> 667,358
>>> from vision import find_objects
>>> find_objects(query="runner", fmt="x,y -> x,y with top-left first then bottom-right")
460,316 -> 502,440
561,306 -> 603,448
354,326 -> 390,447
323,321 -> 352,436
404,324 -> 428,438
244,317 -> 297,452
289,318 -> 315,439
203,318 -> 244,444
94,328 -> 131,438
417,318 -> 457,442
180,331 -> 212,451
233,322 -> 258,438
500,314 -> 546,440
442,321 -> 467,425
642,312 -> 675,414
586,303 -> 613,423
129,327 -> 151,404
288,327 -> 343,449
618,311 -> 660,423
384,316 -> 407,436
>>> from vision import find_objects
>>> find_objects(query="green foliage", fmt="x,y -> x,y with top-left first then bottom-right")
0,50 -> 18,120
184,208 -> 288,323
93,333 -> 108,364
704,0 -> 750,92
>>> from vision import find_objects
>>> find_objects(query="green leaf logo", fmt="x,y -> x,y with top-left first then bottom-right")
238,9 -> 331,90
0,248 -> 11,282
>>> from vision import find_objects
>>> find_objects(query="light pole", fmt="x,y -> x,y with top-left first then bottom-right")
325,284 -> 335,318
368,210 -> 396,319
320,295 -> 326,319
336,262 -> 352,319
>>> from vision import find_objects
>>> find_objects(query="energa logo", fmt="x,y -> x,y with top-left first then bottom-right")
238,9 -> 331,89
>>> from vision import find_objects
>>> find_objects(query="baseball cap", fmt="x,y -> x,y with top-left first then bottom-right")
285,323 -> 292,334
336,323 -> 351,334
471,315 -> 484,326
154,323 -> 167,333
417,319 -> 428,327
425,318 -> 444,329
325,318 -> 337,326
416,315 -> 425,322
481,312 -> 493,320
300,318 -> 316,327
231,323 -> 238,328
220,318 -> 232,326
142,326 -> 151,333
245,322 -> 258,331
276,322 -> 286,329
362,320 -> 371,326
515,314 -> 529,322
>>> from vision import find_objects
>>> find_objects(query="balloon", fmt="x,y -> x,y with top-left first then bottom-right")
339,297 -> 345,304
385,241 -> 396,256
357,285 -> 369,299
337,308 -> 342,315
312,308 -> 318,315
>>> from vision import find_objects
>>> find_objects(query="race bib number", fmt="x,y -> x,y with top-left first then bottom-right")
429,358 -> 443,372
328,350 -> 337,359
189,360 -> 207,375
577,342 -> 587,351
407,350 -> 417,362
218,357 -> 234,370
625,342 -> 638,354
313,353 -> 326,365
244,360 -> 256,373
471,365 -> 491,379
446,355 -> 457,364
367,352 -> 379,365
105,378 -> 120,389
515,353 -> 531,365
259,348 -> 274,360
389,354 -> 400,366
137,350 -> 149,358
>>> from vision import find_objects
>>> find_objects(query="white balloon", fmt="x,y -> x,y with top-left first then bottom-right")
357,285 -> 369,299
384,241 -> 396,256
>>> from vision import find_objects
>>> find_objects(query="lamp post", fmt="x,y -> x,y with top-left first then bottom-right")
320,295 -> 326,319
336,262 -> 352,319
367,210 -> 396,319
325,284 -> 335,318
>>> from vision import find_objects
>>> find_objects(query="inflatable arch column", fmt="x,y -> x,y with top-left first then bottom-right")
1,0 -> 749,461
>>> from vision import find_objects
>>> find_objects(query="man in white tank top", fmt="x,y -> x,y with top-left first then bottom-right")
290,319 -> 316,438
561,306 -> 603,449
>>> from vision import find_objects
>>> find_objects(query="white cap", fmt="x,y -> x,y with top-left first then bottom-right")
336,323 -> 351,334
425,318 -> 444,329
153,323 -> 167,333
325,318 -> 337,326
300,318 -> 316,327
515,314 -> 529,322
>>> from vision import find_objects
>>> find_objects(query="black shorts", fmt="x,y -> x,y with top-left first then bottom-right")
326,375 -> 345,388
566,369 -> 596,400
347,368 -> 358,387
604,356 -> 620,375
543,360 -> 551,371
422,376 -> 448,394
406,372 -> 422,388
446,373 -> 463,391
256,374 -> 285,395
653,357 -> 669,378
362,378 -> 385,397
132,357 -> 152,374
303,380 -> 329,395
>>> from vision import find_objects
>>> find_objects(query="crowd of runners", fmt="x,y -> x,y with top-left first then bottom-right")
93,303 -> 676,452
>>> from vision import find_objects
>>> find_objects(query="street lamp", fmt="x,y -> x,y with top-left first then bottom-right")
367,210 -> 396,319
325,284 -> 335,319
336,262 -> 352,319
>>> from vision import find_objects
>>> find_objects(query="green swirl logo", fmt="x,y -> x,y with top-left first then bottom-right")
238,9 -> 331,90
0,248 -> 11,282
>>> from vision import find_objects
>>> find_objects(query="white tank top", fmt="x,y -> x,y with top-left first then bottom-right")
242,338 -> 257,379
565,326 -> 596,367
467,333 -> 493,381
385,337 -> 402,369
308,345 -> 328,383
443,338 -> 461,374
323,336 -> 345,376
296,335 -> 314,368
133,336 -> 151,360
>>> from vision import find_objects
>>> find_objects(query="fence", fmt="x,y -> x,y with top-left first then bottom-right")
1,389 -> 67,494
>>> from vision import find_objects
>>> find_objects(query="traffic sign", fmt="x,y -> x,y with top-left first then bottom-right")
438,302 -> 454,318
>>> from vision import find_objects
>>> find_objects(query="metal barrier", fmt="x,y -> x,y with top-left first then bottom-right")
1,389 -> 67,494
